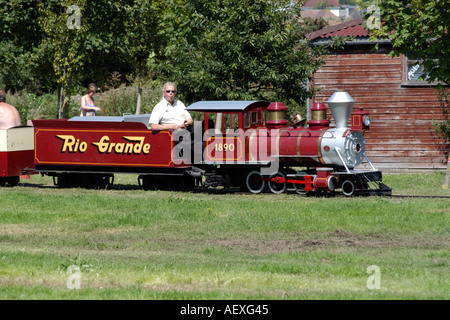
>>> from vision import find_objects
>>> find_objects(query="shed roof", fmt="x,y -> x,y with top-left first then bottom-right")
305,17 -> 368,40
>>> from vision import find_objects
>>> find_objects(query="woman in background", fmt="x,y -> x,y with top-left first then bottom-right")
80,83 -> 101,116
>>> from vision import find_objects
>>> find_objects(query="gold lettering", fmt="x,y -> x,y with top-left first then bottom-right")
123,136 -> 145,154
56,135 -> 76,152
88,135 -> 151,155
124,143 -> 133,154
133,143 -> 142,154
142,143 -> 151,154
107,142 -> 116,154
115,143 -> 125,153
92,136 -> 110,153
79,141 -> 87,153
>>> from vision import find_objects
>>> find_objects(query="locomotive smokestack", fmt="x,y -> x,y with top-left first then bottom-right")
326,90 -> 355,129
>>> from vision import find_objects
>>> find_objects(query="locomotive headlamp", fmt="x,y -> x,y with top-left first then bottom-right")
363,115 -> 371,127
351,107 -> 370,131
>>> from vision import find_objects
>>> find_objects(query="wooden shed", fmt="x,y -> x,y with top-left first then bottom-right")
305,18 -> 448,170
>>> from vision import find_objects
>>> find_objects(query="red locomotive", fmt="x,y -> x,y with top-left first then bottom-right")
1,90 -> 391,196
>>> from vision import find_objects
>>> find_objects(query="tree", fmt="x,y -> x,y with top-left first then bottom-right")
363,0 -> 450,188
155,0 -> 326,112
365,0 -> 449,85
0,0 -> 53,92
38,0 -> 88,118
1,0 -> 166,96
435,87 -> 449,189
78,0 -> 165,86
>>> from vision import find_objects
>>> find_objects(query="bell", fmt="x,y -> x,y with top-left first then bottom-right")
293,113 -> 305,126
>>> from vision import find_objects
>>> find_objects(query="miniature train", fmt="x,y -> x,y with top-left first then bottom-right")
0,91 -> 392,196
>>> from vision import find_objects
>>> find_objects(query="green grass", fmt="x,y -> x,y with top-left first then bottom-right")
0,172 -> 448,299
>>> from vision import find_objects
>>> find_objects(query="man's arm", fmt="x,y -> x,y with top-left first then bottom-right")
150,122 -> 183,131
185,118 -> 193,126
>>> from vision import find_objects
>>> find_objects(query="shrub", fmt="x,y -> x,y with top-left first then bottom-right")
5,90 -> 64,124
71,80 -> 163,117
6,78 -> 211,123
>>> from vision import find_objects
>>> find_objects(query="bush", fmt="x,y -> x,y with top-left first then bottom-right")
5,90 -> 64,124
6,79 -> 213,123
5,80 -> 168,123
71,80 -> 163,118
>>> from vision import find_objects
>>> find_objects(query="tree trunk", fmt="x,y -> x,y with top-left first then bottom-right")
136,82 -> 142,115
443,152 -> 449,189
58,84 -> 64,119
136,92 -> 141,115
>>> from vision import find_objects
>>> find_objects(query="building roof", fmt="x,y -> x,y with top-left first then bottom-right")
305,17 -> 368,40
303,0 -> 340,8
300,9 -> 340,21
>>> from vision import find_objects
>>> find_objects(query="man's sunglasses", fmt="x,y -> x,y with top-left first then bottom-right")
165,90 -> 177,93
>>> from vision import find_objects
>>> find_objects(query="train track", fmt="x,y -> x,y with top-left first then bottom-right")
390,194 -> 450,199
16,181 -> 450,199
191,187 -> 450,199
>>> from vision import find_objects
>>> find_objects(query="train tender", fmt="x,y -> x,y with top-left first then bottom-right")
0,126 -> 35,186
3,90 -> 391,196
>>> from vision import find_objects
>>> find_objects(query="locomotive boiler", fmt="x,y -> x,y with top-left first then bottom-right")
1,90 -> 391,196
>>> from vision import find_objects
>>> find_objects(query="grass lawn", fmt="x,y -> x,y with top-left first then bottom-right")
0,171 -> 448,300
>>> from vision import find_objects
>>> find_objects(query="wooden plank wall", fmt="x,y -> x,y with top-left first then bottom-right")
310,52 -> 448,170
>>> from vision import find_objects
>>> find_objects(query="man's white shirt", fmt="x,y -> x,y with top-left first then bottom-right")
149,98 -> 192,127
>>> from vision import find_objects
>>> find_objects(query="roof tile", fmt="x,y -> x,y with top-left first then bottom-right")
305,18 -> 369,40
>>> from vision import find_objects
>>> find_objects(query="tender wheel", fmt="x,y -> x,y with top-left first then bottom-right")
268,172 -> 287,194
0,176 -> 20,187
8,176 -> 20,187
139,175 -> 155,190
341,180 -> 355,196
246,171 -> 266,194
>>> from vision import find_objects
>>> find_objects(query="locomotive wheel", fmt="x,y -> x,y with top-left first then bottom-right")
293,182 -> 309,195
268,172 -> 287,194
245,171 -> 266,194
341,180 -> 355,196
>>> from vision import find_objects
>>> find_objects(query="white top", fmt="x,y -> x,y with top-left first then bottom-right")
149,98 -> 192,127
